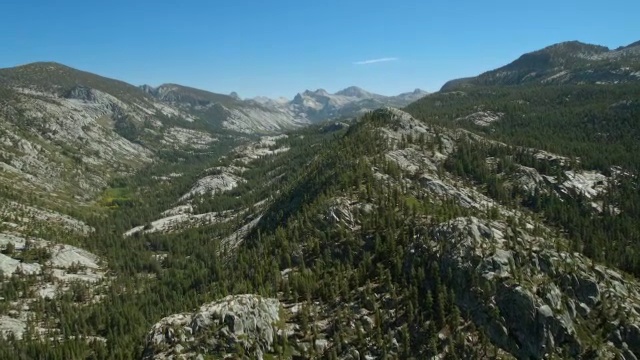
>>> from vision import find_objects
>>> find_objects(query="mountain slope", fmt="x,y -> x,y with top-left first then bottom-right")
0,62 -> 152,102
1,101 -> 640,359
137,108 -> 640,359
4,40 -> 640,360
0,63 -> 222,205
142,83 -> 241,107
0,62 -> 425,204
409,82 -> 640,173
142,83 -> 309,133
441,40 -> 640,90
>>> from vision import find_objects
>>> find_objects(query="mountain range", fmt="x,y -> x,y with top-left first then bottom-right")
1,39 -> 640,360
141,82 -> 429,131
0,61 -> 425,203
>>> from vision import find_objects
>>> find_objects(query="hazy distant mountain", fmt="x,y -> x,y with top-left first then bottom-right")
334,86 -> 378,99
142,83 -> 241,108
251,96 -> 289,105
441,40 -> 640,90
0,60 -> 427,143
141,83 -> 308,133
284,86 -> 429,121
394,88 -> 431,103
140,83 -> 428,130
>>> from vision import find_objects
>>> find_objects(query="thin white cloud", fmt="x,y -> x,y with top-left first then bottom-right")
353,57 -> 398,65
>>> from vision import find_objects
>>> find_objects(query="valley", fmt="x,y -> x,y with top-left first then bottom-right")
0,38 -> 640,360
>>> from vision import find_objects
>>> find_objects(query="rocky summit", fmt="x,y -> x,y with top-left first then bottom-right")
143,295 -> 281,360
1,36 -> 640,360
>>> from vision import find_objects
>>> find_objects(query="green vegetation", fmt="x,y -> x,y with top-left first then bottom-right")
441,41 -> 640,90
407,80 -> 640,278
99,187 -> 134,209
0,62 -> 151,103
0,98 -> 638,358
407,84 -> 640,171
1,43 -> 640,358
0,114 -> 490,359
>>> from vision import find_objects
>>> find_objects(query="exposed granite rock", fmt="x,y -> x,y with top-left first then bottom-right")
456,111 -> 504,127
160,127 -> 217,150
233,135 -> 290,164
124,210 -> 234,237
143,294 -> 281,360
405,216 -> 640,359
178,173 -> 244,202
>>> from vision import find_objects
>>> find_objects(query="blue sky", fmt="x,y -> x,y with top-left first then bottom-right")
1,0 -> 638,98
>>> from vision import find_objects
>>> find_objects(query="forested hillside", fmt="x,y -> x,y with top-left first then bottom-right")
1,38 -> 640,360
406,84 -> 640,171
3,106 -> 640,359
406,81 -> 640,275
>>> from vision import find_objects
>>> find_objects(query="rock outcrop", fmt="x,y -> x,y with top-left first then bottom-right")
456,111 -> 504,127
143,294 -> 281,360
405,216 -> 640,359
178,172 -> 244,202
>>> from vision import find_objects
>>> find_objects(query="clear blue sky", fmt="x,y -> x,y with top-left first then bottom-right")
1,0 -> 638,98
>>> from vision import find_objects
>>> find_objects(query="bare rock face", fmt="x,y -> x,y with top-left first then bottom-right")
0,85 -> 155,202
323,197 -> 373,230
456,111 -> 504,127
160,127 -> 217,150
0,232 -> 105,286
65,85 -> 97,102
143,294 -> 281,360
178,173 -> 244,202
495,283 -> 579,358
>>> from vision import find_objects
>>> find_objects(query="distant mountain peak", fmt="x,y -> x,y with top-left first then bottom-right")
335,86 -> 373,98
395,88 -> 429,102
535,40 -> 609,57
252,96 -> 289,106
14,61 -> 70,71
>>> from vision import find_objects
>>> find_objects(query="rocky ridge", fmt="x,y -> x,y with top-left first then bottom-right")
442,39 -> 640,90
143,294 -> 282,360
141,108 -> 640,359
144,83 -> 429,133
378,108 -> 640,358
